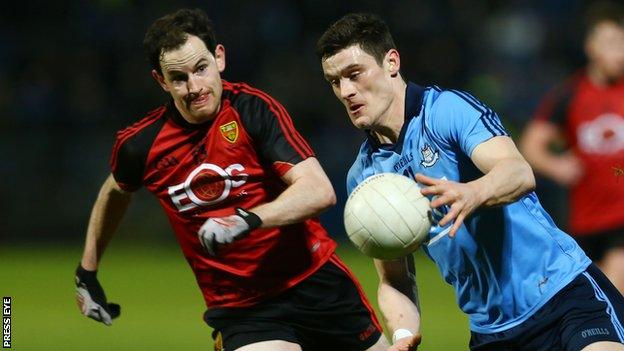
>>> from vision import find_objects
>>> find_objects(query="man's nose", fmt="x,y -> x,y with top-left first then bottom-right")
187,75 -> 202,94
340,79 -> 356,99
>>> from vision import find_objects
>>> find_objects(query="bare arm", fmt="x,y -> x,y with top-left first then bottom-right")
250,157 -> 336,228
469,135 -> 536,207
375,256 -> 422,349
417,136 -> 535,236
80,174 -> 133,270
520,119 -> 583,186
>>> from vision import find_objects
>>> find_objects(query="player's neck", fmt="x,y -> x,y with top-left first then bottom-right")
587,64 -> 621,87
372,80 -> 407,144
174,100 -> 219,124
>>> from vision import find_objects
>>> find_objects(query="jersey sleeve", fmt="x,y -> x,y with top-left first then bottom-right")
237,91 -> 316,176
428,90 -> 509,157
346,145 -> 370,196
346,164 -> 361,196
532,80 -> 574,127
109,132 -> 145,192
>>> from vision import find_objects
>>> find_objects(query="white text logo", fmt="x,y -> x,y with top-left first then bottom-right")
168,163 -> 248,212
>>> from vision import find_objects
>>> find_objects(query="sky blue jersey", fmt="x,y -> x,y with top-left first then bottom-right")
346,82 -> 591,333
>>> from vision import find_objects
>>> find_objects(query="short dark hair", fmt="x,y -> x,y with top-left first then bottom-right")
316,13 -> 397,65
584,1 -> 624,36
143,8 -> 217,74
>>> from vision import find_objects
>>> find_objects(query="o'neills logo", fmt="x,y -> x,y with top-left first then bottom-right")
168,163 -> 248,212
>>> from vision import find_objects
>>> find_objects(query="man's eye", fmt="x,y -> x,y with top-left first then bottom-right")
197,65 -> 207,72
350,72 -> 360,80
330,79 -> 339,87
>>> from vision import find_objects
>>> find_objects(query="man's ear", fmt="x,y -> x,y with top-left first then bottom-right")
151,70 -> 169,92
385,49 -> 401,77
214,44 -> 226,73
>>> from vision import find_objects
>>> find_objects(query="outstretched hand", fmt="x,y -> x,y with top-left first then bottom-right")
416,173 -> 483,237
75,265 -> 121,326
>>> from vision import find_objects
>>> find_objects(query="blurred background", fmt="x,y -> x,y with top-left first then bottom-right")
1,0 -> 596,349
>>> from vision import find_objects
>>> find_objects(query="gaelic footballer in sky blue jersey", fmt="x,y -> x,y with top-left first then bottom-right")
346,82 -> 591,333
318,12 -> 624,351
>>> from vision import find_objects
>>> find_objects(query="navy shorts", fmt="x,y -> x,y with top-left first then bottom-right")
574,226 -> 624,262
204,255 -> 383,351
470,264 -> 624,351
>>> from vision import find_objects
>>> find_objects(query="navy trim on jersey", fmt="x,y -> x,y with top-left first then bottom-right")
449,89 -> 508,136
421,86 -> 437,142
405,82 -> 425,120
449,89 -> 506,135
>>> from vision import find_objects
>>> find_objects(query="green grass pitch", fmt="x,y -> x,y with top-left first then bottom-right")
0,244 -> 469,350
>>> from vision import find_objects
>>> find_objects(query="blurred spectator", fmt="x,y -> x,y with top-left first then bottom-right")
521,1 -> 624,294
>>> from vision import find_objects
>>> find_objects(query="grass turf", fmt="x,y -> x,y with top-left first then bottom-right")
0,244 -> 468,350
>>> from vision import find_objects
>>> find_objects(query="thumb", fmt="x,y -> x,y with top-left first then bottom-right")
107,303 -> 121,319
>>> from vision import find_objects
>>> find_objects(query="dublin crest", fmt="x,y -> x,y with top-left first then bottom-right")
420,143 -> 439,167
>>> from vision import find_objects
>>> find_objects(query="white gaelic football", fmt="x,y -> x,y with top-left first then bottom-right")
344,173 -> 432,259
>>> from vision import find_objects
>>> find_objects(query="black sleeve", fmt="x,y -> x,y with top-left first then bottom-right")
109,115 -> 165,191
234,90 -> 315,167
533,79 -> 576,126
110,136 -> 145,191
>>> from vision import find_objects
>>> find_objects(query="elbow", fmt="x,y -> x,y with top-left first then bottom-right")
320,183 -> 337,210
522,162 -> 536,194
314,179 -> 336,212
326,191 -> 337,208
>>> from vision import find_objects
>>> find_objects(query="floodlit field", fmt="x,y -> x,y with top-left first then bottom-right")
1,244 -> 468,350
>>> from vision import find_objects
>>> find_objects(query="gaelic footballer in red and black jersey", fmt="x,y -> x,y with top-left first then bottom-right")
110,81 -> 337,308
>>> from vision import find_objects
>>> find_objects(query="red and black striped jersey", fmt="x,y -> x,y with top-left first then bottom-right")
534,71 -> 624,235
110,81 -> 337,308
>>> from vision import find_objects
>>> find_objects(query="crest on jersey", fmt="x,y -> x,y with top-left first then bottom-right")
420,143 -> 439,167
219,121 -> 239,143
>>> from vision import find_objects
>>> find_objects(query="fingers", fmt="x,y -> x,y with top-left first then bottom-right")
437,204 -> 459,228
200,230 -> 216,256
415,174 -> 476,238
87,306 -> 112,326
198,218 -> 219,255
417,174 -> 446,198
430,193 -> 453,208
198,215 -> 252,256
415,173 -> 438,186
437,203 -> 470,237
449,212 -> 466,238
76,294 -> 86,313
76,287 -> 116,326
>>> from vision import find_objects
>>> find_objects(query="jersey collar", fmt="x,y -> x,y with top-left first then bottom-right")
365,81 -> 425,154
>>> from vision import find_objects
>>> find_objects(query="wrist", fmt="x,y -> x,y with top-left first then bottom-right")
470,177 -> 490,207
392,328 -> 414,344
235,208 -> 262,230
76,264 -> 98,285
